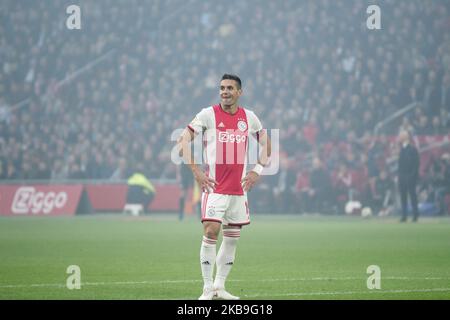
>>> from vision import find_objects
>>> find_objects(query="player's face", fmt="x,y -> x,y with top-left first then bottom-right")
220,80 -> 242,107
398,131 -> 409,144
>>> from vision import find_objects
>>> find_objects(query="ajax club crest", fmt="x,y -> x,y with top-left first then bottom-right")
237,120 -> 247,132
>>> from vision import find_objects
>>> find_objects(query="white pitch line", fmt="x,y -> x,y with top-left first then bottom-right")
0,276 -> 449,289
0,280 -> 201,289
243,287 -> 450,298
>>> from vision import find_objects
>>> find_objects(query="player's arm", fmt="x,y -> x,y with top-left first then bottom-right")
176,127 -> 195,164
255,130 -> 271,168
241,130 -> 271,192
177,125 -> 217,193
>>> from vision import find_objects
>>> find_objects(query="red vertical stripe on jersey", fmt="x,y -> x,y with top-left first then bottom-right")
212,105 -> 248,195
203,136 -> 209,178
202,193 -> 209,219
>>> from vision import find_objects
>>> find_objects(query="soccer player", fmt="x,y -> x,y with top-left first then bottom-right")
177,74 -> 271,300
397,130 -> 420,222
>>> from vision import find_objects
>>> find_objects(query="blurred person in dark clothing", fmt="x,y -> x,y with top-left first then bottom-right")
36,160 -> 51,180
430,116 -> 443,135
20,161 -> 34,180
369,169 -> 395,216
5,161 -> 18,180
307,158 -> 332,213
367,140 -> 381,180
442,154 -> 450,215
333,163 -> 352,214
110,158 -> 128,181
178,162 -> 195,220
0,157 -> 6,179
440,72 -> 450,109
431,153 -> 450,215
249,176 -> 276,214
69,162 -> 86,180
87,152 -> 112,179
397,130 -> 420,222
273,157 -> 297,213
51,159 -> 67,180
424,70 -> 441,116
296,170 -> 310,214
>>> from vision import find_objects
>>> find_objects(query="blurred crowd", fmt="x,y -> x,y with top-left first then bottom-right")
1,0 -> 449,214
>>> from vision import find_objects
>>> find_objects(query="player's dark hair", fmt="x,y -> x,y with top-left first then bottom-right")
221,74 -> 242,89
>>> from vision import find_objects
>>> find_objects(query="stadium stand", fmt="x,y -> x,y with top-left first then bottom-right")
1,0 -> 449,215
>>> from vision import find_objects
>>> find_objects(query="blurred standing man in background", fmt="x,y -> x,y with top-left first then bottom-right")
177,74 -> 271,300
398,130 -> 420,222
178,162 -> 194,221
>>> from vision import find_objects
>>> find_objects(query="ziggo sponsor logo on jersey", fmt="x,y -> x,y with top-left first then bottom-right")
11,186 -> 68,214
217,130 -> 247,143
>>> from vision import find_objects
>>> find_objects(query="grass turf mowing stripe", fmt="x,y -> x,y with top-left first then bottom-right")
1,215 -> 449,299
1,276 -> 449,288
243,288 -> 450,298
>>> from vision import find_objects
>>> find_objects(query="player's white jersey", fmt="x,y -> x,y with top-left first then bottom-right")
188,104 -> 263,195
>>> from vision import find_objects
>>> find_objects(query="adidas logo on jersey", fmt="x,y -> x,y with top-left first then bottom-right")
218,122 -> 225,128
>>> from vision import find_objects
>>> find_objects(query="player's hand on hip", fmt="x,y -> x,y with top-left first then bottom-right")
241,171 -> 260,192
193,169 -> 217,193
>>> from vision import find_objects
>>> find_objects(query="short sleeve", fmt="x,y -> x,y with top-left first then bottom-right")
246,110 -> 263,135
188,108 -> 211,134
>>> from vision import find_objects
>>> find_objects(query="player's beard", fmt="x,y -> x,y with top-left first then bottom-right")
221,97 -> 235,108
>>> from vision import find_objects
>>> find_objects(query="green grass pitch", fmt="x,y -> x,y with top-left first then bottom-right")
1,214 -> 450,300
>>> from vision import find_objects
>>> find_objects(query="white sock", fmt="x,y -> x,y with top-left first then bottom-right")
214,229 -> 240,289
200,236 -> 217,289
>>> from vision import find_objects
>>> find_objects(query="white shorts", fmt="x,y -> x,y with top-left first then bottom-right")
201,193 -> 250,226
